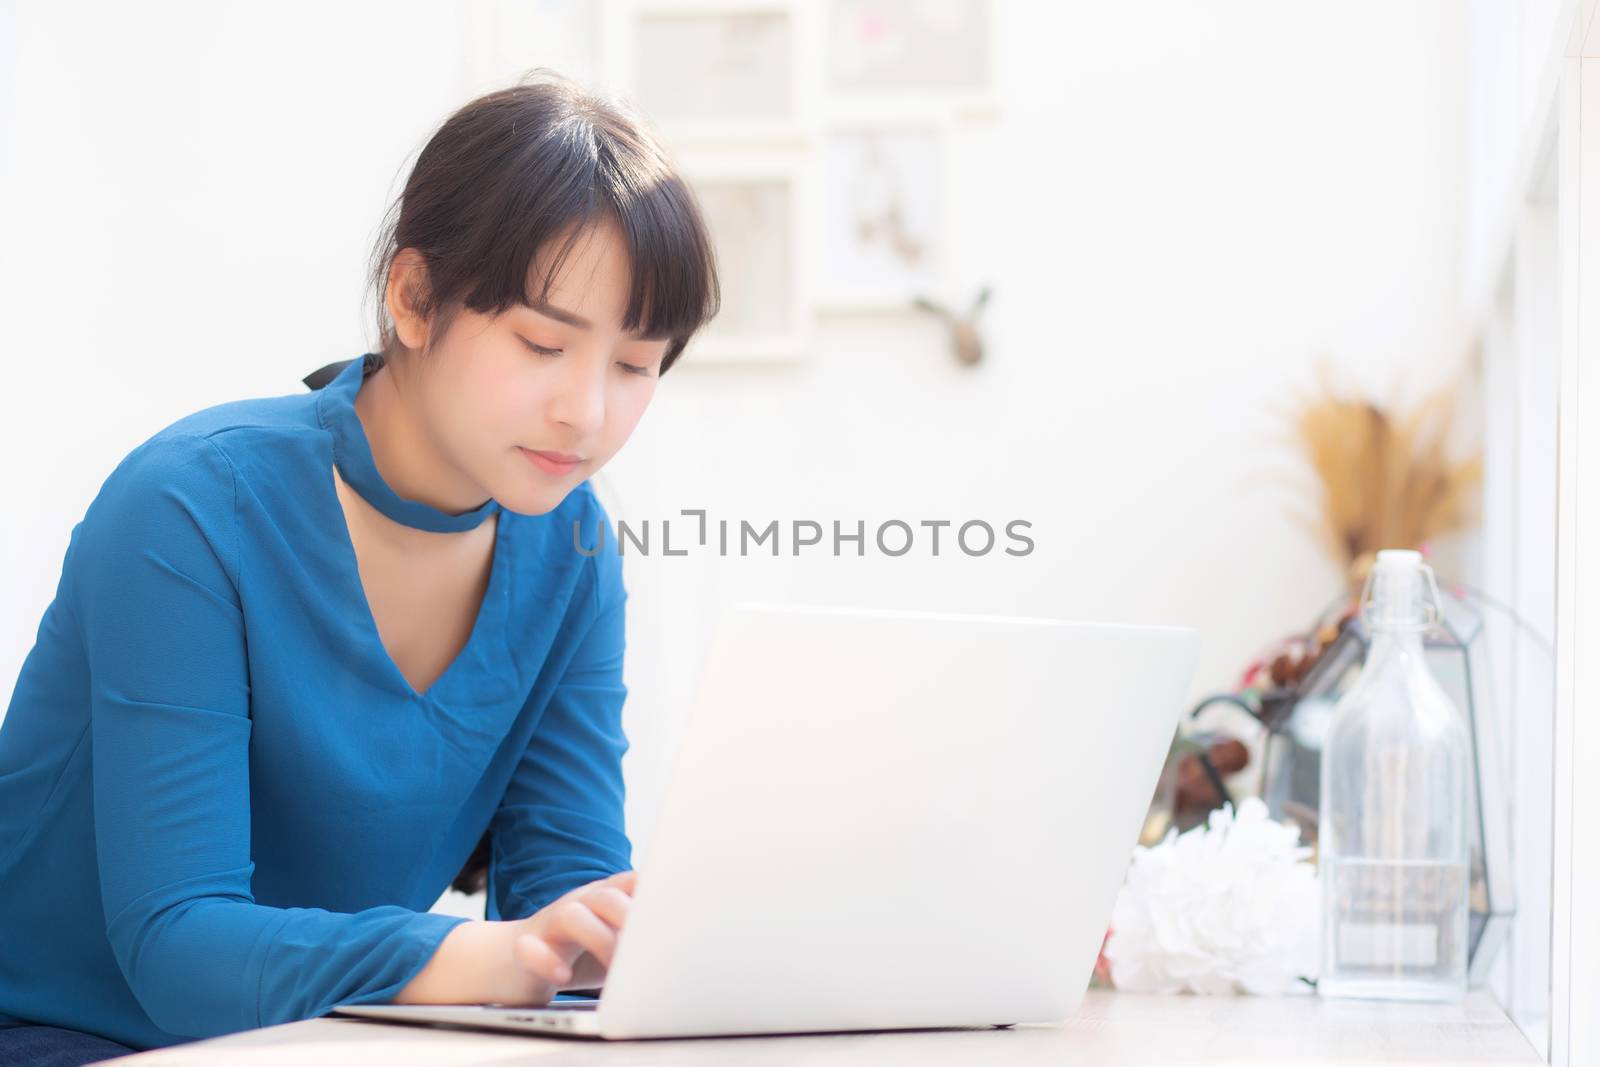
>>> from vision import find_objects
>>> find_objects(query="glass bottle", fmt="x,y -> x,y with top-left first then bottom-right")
1318,549 -> 1472,1001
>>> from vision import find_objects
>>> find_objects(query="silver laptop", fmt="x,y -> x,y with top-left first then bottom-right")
335,603 -> 1198,1040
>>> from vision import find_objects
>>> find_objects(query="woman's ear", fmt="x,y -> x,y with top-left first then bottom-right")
385,248 -> 433,352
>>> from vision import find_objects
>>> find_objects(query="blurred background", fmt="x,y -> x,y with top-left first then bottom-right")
0,0 -> 1583,1055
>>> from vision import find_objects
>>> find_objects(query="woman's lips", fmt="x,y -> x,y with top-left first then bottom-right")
519,447 -> 583,475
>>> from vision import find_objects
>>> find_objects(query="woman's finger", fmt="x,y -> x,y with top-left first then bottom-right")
546,899 -> 620,969
578,885 -> 632,930
512,932 -> 572,987
551,869 -> 636,912
596,869 -> 638,896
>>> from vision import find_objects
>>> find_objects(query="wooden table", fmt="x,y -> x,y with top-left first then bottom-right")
104,991 -> 1541,1065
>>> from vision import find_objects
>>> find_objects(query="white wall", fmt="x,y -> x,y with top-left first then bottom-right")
0,0 -> 476,699
2,1 -> 1471,873
606,0 -> 1473,853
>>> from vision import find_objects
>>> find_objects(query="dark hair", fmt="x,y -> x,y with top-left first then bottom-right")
368,69 -> 720,378
451,830 -> 493,898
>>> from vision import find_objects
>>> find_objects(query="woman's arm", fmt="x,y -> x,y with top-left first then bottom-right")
399,493 -> 636,1003
486,495 -> 633,922
75,433 -> 469,1038
393,919 -> 519,1004
486,518 -> 630,927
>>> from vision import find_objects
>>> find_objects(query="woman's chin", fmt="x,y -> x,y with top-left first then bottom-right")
491,479 -> 574,518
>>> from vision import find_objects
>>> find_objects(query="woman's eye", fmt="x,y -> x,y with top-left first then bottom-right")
521,337 -> 562,357
618,362 -> 653,376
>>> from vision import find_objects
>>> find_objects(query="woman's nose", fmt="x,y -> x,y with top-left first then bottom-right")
549,363 -> 606,434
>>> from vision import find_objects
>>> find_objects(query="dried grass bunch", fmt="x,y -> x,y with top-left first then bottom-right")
1285,367 -> 1482,588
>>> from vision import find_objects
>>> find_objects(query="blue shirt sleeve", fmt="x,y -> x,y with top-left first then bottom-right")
487,497 -> 633,921
72,433 -> 469,1038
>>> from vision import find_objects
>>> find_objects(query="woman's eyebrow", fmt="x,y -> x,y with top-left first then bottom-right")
530,298 -> 593,330
527,299 -> 673,341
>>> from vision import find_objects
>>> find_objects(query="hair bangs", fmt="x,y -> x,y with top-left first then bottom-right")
372,72 -> 720,375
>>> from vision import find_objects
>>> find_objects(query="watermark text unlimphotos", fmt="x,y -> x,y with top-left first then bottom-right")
572,510 -> 1034,558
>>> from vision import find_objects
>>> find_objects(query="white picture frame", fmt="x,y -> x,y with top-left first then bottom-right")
823,0 -> 998,119
602,0 -> 819,144
672,145 -> 813,364
813,115 -> 954,313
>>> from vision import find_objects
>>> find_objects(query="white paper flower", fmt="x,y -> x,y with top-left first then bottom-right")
1103,797 -> 1320,995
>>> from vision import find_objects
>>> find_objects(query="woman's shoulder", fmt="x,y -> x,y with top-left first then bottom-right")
502,479 -> 625,610
564,481 -> 625,610
149,383 -> 324,452
69,431 -> 247,601
78,387 -> 327,551
102,383 -> 326,489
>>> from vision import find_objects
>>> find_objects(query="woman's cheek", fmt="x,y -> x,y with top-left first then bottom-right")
607,383 -> 655,447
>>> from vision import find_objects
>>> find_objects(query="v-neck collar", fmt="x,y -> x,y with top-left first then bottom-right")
315,353 -> 500,534
312,353 -> 519,710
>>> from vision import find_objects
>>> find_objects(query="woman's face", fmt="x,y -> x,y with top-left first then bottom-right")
389,217 -> 670,517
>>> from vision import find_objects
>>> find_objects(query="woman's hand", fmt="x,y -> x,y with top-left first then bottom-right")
506,869 -> 637,998
393,869 -> 637,1006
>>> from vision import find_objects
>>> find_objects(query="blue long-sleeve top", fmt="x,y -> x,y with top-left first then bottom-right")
0,353 -> 632,1049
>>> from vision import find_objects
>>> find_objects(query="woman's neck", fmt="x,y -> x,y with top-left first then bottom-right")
352,359 -> 492,519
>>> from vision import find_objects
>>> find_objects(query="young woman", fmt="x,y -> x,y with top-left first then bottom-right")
0,71 -> 719,1063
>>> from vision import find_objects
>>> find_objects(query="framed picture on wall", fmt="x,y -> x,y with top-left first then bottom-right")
674,146 -> 812,363
824,0 -> 997,116
814,116 -> 952,312
602,0 -> 819,142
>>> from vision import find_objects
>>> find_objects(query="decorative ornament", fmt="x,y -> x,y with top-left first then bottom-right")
913,285 -> 992,366
1103,798 -> 1320,995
